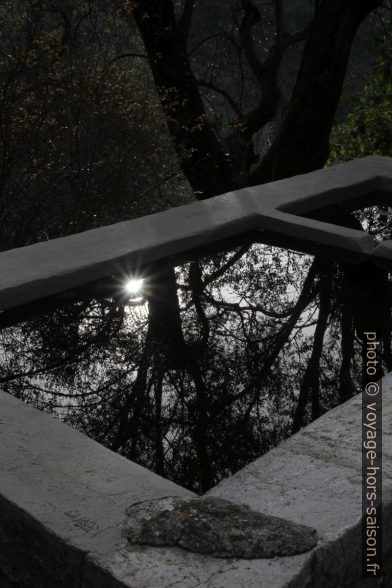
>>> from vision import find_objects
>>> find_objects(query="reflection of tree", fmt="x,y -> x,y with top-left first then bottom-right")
292,261 -> 333,432
0,241 -> 390,492
338,302 -> 357,403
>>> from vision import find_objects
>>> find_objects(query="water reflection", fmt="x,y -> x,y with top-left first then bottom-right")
0,237 -> 390,493
124,277 -> 145,298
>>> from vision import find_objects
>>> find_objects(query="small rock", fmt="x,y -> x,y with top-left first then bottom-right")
125,496 -> 317,558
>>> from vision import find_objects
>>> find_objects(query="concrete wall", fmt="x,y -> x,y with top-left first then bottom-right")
2,157 -> 392,586
1,375 -> 391,587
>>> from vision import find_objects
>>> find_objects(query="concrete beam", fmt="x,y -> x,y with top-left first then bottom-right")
1,156 -> 392,312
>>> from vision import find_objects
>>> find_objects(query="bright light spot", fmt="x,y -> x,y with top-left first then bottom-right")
124,278 -> 144,296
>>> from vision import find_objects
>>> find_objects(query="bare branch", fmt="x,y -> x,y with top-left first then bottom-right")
203,245 -> 251,287
239,0 -> 264,83
109,52 -> 148,65
283,24 -> 311,47
230,0 -> 312,146
204,293 -> 296,320
197,80 -> 243,118
189,33 -> 239,57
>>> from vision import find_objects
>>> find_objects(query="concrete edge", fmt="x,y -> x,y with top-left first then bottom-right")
1,156 -> 392,311
1,372 -> 392,586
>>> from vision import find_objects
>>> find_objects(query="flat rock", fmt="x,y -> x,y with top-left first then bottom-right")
125,496 -> 317,559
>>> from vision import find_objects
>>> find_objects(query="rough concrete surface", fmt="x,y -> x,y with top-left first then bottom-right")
0,390 -> 195,587
1,375 -> 392,586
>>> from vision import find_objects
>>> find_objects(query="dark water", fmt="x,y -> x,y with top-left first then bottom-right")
0,227 -> 391,493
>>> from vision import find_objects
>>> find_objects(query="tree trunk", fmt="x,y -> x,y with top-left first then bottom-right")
248,0 -> 382,185
339,305 -> 356,402
292,263 -> 333,433
110,265 -> 186,454
133,2 -> 233,199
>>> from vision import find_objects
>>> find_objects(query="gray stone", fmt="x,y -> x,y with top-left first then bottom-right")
125,496 -> 317,558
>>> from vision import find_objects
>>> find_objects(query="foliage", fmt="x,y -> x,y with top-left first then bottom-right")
329,10 -> 392,164
0,0 -> 190,250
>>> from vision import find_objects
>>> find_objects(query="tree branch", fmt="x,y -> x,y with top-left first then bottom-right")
109,52 -> 148,64
274,0 -> 284,45
230,0 -> 311,150
179,0 -> 195,36
239,0 -> 264,83
225,257 -> 321,407
197,80 -> 243,118
249,0 -> 382,184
